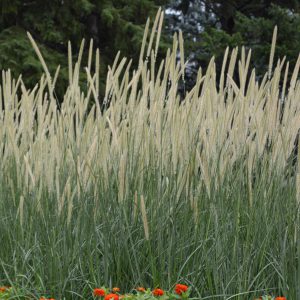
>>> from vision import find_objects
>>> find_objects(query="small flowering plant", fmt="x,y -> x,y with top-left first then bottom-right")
0,284 -> 286,300
0,286 -> 12,299
174,284 -> 189,298
0,286 -> 34,300
93,284 -> 191,300
0,286 -> 31,300
254,296 -> 286,300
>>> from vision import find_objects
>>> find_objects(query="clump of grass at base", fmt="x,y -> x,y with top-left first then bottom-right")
0,8 -> 299,300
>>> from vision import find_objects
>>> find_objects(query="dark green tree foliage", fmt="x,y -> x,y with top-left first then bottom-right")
0,0 -> 168,100
236,4 -> 300,77
164,0 -> 300,90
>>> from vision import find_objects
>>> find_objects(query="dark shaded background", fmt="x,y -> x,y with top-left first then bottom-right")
0,0 -> 299,100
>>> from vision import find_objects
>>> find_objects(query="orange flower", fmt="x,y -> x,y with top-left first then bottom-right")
275,297 -> 286,300
175,284 -> 188,295
112,287 -> 120,293
0,286 -> 10,293
39,298 -> 55,300
152,288 -> 164,296
105,293 -> 119,300
94,288 -> 106,297
136,287 -> 146,292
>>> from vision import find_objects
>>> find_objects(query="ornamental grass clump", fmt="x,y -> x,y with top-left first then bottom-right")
0,7 -> 299,300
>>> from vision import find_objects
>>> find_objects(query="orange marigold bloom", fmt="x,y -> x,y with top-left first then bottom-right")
112,287 -> 120,293
136,287 -> 146,292
275,297 -> 286,300
94,288 -> 106,297
0,286 -> 10,293
105,293 -> 119,300
152,288 -> 164,296
175,284 -> 188,295
39,298 -> 55,300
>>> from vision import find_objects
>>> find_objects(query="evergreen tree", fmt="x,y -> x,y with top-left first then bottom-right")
0,0 -> 169,100
164,0 -> 300,90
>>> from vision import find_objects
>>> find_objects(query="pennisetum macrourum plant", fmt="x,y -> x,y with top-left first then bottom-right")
0,8 -> 299,300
